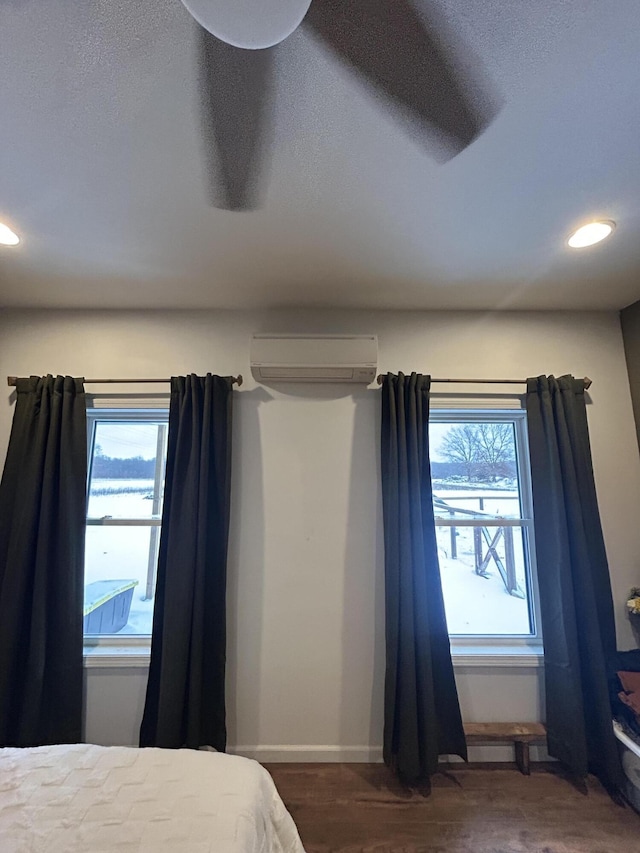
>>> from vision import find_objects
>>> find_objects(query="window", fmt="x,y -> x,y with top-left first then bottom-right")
429,410 -> 539,640
84,410 -> 168,638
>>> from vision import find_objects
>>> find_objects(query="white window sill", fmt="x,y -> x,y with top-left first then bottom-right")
84,644 -> 151,669
451,645 -> 544,668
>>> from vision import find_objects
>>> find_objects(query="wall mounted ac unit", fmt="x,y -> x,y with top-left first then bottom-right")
250,334 -> 378,383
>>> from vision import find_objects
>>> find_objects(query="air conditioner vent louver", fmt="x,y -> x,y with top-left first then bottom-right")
250,335 -> 377,384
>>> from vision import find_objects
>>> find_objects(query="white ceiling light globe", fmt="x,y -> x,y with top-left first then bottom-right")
181,0 -> 312,49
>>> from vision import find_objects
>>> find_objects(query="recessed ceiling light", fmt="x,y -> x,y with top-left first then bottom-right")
0,222 -> 20,246
567,220 -> 615,248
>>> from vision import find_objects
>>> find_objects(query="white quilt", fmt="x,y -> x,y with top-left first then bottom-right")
0,743 -> 305,853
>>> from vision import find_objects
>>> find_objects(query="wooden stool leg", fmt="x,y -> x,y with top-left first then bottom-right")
514,741 -> 530,775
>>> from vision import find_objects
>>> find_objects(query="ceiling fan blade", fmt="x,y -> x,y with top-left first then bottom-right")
304,0 -> 495,156
198,26 -> 274,210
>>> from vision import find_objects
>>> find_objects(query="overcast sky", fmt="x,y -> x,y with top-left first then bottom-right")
429,424 -> 450,462
93,423 -> 163,460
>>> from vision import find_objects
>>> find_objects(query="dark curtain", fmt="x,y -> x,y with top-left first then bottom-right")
0,375 -> 86,746
526,375 -> 622,793
381,372 -> 467,784
140,374 -> 233,750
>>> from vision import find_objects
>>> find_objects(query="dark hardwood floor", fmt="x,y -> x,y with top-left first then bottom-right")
266,763 -> 640,853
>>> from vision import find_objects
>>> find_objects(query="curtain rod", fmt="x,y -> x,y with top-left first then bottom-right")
376,375 -> 592,389
7,375 -> 243,387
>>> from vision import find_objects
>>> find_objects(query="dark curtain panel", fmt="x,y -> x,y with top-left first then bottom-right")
140,374 -> 233,750
0,375 -> 86,746
526,375 -> 622,793
381,372 -> 467,784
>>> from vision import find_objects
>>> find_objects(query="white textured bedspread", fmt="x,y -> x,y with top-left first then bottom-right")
0,743 -> 305,853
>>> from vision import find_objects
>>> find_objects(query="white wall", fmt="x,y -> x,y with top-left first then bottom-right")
1,308 -> 639,759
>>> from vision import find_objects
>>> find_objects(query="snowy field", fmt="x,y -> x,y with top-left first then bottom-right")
87,479 -> 160,519
433,483 -> 532,635
85,479 -> 159,635
84,478 -> 532,637
432,487 -> 521,518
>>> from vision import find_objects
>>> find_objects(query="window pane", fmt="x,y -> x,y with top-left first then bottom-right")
436,525 -> 533,635
88,422 -> 167,519
84,526 -> 157,635
430,422 -> 521,519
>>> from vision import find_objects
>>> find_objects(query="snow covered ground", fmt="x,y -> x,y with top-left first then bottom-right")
434,482 -> 532,635
435,527 -> 530,635
84,478 -> 532,637
85,480 -> 158,635
87,479 -> 160,519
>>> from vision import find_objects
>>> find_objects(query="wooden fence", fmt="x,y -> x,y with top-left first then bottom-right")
433,495 -> 525,599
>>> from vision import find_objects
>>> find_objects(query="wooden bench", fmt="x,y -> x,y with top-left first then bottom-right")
464,723 -> 547,775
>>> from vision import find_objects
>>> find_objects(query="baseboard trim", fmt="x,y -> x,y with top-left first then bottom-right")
227,744 -> 551,763
228,745 -> 384,762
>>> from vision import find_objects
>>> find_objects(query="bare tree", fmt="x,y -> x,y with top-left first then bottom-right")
439,423 -> 515,482
473,423 -> 515,481
439,425 -> 480,481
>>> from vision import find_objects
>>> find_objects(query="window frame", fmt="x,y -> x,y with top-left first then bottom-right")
83,407 -> 169,655
429,405 -> 543,654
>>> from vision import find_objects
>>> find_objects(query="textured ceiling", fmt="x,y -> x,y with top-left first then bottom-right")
1,0 -> 640,311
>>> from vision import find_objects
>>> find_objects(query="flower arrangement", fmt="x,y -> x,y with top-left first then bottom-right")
628,588 -> 640,617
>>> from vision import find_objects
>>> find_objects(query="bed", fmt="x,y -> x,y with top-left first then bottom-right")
0,743 -> 305,853
614,721 -> 640,814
